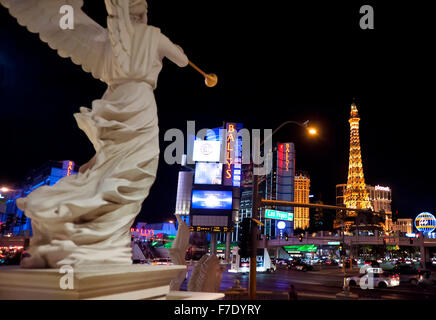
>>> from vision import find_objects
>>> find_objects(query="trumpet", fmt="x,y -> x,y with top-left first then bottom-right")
188,60 -> 218,87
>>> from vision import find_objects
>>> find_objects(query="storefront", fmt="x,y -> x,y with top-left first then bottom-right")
283,244 -> 318,259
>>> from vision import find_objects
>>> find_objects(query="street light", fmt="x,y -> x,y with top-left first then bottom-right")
1,187 -> 9,193
249,120 -> 317,300
308,127 -> 317,136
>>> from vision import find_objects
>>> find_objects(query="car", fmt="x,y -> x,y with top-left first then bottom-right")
339,258 -> 358,268
364,260 -> 380,267
288,260 -> 313,272
405,269 -> 433,286
152,258 -> 173,266
275,259 -> 289,266
322,258 -> 338,266
266,263 -> 277,273
346,268 -> 400,288
391,265 -> 422,284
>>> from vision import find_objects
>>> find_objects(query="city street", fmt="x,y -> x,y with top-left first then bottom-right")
181,265 -> 436,300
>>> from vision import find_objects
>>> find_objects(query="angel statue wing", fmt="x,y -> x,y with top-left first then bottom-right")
168,215 -> 190,265
0,0 -> 108,81
168,215 -> 191,291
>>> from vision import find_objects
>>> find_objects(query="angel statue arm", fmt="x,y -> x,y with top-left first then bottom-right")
158,35 -> 189,68
0,0 -> 109,81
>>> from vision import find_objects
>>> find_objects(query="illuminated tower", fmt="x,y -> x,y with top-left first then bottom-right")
344,102 -> 372,212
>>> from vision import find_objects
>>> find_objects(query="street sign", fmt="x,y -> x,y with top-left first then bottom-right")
264,209 -> 293,221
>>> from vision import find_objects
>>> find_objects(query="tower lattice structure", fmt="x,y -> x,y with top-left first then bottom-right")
344,102 -> 372,213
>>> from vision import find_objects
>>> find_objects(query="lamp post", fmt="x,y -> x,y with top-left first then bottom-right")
248,120 -> 317,300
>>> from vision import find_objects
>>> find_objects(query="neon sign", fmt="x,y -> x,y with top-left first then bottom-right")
130,228 -> 155,238
66,161 -> 73,176
285,143 -> 290,171
375,185 -> 390,192
223,123 -> 236,186
415,212 -> 436,234
278,143 -> 292,172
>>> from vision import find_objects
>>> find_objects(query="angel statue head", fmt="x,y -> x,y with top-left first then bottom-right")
129,0 -> 148,23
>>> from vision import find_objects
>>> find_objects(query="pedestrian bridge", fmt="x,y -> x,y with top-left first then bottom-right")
257,231 -> 436,252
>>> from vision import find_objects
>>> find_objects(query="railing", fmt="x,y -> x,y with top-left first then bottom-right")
258,233 -> 436,248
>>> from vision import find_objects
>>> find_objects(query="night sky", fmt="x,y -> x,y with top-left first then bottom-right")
0,1 -> 434,223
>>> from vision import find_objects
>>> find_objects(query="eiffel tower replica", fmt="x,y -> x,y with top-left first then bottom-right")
335,101 -> 383,232
344,102 -> 372,211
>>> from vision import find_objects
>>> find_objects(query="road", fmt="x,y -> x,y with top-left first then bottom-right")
180,265 -> 436,300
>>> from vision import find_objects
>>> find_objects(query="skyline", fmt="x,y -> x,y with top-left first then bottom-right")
1,2 -> 435,223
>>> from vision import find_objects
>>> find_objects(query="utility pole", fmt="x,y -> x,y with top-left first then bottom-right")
247,120 -> 315,300
249,169 -> 259,300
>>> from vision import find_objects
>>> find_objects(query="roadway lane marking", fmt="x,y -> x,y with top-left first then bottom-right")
380,295 -> 403,300
288,280 -> 323,285
298,292 -> 337,299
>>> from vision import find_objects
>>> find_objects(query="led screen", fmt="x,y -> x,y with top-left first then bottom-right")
194,162 -> 223,185
191,190 -> 233,210
192,140 -> 221,162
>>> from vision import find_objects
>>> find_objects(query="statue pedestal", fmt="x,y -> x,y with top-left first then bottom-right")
0,264 -> 223,300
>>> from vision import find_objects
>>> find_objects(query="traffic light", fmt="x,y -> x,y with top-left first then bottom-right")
339,245 -> 343,256
409,237 -> 413,244
298,234 -> 303,242
266,234 -> 270,240
383,238 -> 387,246
285,235 -> 289,241
238,218 -> 253,258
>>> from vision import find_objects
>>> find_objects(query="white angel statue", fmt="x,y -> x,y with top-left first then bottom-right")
168,215 -> 190,291
0,0 -> 189,268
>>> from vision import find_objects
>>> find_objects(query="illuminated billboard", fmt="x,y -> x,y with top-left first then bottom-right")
415,212 -> 436,234
194,162 -> 223,185
193,140 -> 221,162
191,190 -> 233,210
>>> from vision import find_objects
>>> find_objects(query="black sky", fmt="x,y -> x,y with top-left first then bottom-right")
0,1 -> 435,223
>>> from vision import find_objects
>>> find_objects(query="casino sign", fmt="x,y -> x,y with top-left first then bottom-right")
415,212 -> 436,234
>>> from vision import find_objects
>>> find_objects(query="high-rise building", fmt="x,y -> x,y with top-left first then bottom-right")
294,171 -> 310,230
392,218 -> 413,234
367,185 -> 392,231
336,183 -> 392,231
336,184 -> 393,231
236,143 -> 296,240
